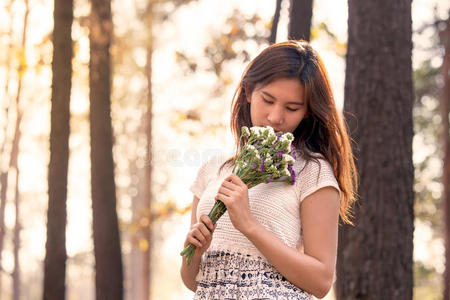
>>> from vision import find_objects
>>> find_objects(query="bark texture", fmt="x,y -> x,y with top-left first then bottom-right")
43,0 -> 73,298
269,0 -> 282,44
440,14 -> 450,300
89,0 -> 123,298
288,0 -> 313,41
336,0 -> 414,299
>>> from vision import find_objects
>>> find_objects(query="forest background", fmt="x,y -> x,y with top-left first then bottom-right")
0,0 -> 449,299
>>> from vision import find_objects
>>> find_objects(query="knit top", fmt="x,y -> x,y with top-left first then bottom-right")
189,152 -> 341,259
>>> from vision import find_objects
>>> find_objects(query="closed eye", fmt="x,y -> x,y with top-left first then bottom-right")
262,98 -> 273,104
263,97 -> 300,112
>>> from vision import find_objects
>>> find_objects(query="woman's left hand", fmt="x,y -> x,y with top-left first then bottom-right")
215,173 -> 258,235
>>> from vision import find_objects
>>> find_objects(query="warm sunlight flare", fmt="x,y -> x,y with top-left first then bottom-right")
0,0 -> 448,299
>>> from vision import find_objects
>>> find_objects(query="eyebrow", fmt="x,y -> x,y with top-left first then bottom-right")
261,91 -> 304,105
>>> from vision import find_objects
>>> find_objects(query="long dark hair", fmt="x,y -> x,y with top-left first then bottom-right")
220,40 -> 357,224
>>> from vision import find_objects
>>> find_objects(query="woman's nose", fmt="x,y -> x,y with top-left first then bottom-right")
267,107 -> 284,125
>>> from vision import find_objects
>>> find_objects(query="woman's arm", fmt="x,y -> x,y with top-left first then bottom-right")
180,196 -> 201,291
245,187 -> 340,298
180,196 -> 217,292
215,174 -> 340,299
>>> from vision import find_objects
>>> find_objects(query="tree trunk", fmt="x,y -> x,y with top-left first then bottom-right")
0,1 -> 14,292
288,0 -> 313,41
13,167 -> 21,300
89,0 -> 123,298
336,0 -> 414,299
9,111 -> 23,300
129,159 -> 142,300
142,7 -> 154,298
43,0 -> 73,298
11,1 -> 29,298
269,0 -> 282,44
440,14 -> 450,300
10,110 -> 23,300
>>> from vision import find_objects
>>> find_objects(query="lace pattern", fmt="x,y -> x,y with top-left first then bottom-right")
194,249 -> 312,300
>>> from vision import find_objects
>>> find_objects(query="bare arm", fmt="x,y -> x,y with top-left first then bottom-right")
244,186 -> 340,298
215,173 -> 340,299
180,196 -> 216,292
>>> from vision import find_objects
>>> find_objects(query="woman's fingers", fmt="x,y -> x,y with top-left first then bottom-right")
199,215 -> 215,232
191,227 -> 206,243
217,185 -> 233,197
187,215 -> 217,249
184,215 -> 218,254
186,235 -> 203,248
224,173 -> 245,187
215,192 -> 229,206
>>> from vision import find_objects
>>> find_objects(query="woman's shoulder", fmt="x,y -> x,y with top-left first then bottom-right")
293,151 -> 341,201
198,152 -> 232,174
293,150 -> 330,170
294,151 -> 336,184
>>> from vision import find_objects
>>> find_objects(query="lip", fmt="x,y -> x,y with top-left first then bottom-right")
268,126 -> 282,132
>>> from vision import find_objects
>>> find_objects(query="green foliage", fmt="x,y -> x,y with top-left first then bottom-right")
414,261 -> 443,300
412,15 -> 446,299
175,9 -> 270,81
413,55 -> 443,235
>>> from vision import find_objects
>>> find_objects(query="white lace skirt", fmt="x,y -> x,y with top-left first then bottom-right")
194,249 -> 312,300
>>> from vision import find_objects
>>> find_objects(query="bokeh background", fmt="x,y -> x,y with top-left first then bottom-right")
0,0 -> 449,299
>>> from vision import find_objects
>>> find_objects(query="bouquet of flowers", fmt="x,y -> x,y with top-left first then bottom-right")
180,125 -> 297,265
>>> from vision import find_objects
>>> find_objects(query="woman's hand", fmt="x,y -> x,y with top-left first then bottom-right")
215,173 -> 258,235
184,215 -> 217,257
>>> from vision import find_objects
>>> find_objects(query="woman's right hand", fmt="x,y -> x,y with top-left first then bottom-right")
184,214 -> 217,257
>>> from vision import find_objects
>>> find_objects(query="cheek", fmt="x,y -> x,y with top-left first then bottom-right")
289,112 -> 306,129
250,101 -> 265,118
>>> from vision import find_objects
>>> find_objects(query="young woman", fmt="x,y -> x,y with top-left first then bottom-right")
180,40 -> 357,299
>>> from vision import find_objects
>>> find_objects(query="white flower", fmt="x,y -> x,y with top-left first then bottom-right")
250,126 -> 265,137
264,134 -> 277,145
265,126 -> 275,136
278,135 -> 288,143
280,139 -> 290,151
268,165 -> 277,173
245,144 -> 257,153
284,132 -> 294,141
282,154 -> 295,165
254,151 -> 261,161
241,126 -> 250,137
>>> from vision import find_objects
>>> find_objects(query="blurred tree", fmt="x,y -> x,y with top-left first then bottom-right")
412,38 -> 444,300
111,1 -> 198,298
11,2 -> 30,299
139,3 -> 153,299
0,0 -> 15,295
336,0 -> 414,299
89,0 -> 123,298
288,0 -> 313,41
175,9 -> 270,99
269,0 -> 282,44
43,0 -> 73,298
439,12 -> 450,300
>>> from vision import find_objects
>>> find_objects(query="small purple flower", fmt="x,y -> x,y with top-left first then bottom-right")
276,133 -> 281,141
278,150 -> 285,158
252,163 -> 257,169
265,174 -> 273,184
292,145 -> 297,160
288,165 -> 296,185
260,158 -> 265,172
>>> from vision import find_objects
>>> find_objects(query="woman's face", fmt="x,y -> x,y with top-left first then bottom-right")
247,77 -> 307,133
